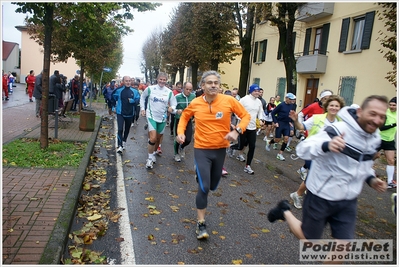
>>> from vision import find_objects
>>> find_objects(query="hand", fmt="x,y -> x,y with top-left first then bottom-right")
274,122 -> 279,128
225,130 -> 239,142
328,134 -> 346,153
167,107 -> 174,113
370,177 -> 387,193
141,110 -> 146,117
176,134 -> 185,144
289,110 -> 297,121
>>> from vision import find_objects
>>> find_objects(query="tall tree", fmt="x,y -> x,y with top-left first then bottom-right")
377,3 -> 397,87
232,3 -> 256,97
256,3 -> 302,95
14,2 -> 159,148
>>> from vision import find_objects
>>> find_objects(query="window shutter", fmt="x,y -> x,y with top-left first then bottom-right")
253,42 -> 258,63
320,23 -> 330,55
261,39 -> 267,62
338,18 -> 350,52
361,11 -> 375,50
303,28 -> 311,56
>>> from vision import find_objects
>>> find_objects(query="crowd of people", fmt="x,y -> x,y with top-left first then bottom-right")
107,70 -> 395,244
2,69 -> 396,246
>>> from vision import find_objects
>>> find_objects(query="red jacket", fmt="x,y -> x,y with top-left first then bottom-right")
3,75 -> 8,90
26,74 -> 36,91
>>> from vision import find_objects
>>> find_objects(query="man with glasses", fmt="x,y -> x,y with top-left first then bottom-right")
176,71 -> 250,240
173,82 -> 195,162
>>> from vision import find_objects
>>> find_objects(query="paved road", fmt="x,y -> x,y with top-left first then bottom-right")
66,111 -> 395,264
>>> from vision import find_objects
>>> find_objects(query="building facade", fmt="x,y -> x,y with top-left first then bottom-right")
250,2 -> 396,108
2,41 -> 20,81
16,26 -> 80,84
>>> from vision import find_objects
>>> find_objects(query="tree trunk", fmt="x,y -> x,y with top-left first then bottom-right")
191,62 -> 199,89
237,4 -> 255,97
178,66 -> 185,83
40,4 -> 54,149
210,59 -> 218,72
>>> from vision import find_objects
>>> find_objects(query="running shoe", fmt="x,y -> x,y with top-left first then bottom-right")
226,147 -> 235,158
144,123 -> 148,130
268,200 -> 291,223
117,146 -> 123,154
265,140 -> 271,151
122,141 -> 126,150
236,154 -> 245,162
276,154 -> 285,161
387,183 -> 397,189
296,168 -> 307,181
285,146 -> 293,152
263,136 -> 268,142
174,154 -> 181,162
196,221 -> 209,240
222,167 -> 228,176
273,143 -> 278,150
256,129 -> 261,135
290,192 -> 303,209
156,146 -> 162,155
244,165 -> 254,175
145,158 -> 153,169
179,146 -> 185,158
152,154 -> 157,164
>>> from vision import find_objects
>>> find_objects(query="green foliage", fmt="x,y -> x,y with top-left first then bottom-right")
377,3 -> 397,87
2,138 -> 87,168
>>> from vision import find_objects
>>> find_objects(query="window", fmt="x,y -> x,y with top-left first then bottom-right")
351,17 -> 365,50
303,23 -> 330,56
276,77 -> 286,98
253,39 -> 267,63
338,11 -> 375,52
253,78 -> 260,85
314,28 -> 322,54
338,76 -> 357,105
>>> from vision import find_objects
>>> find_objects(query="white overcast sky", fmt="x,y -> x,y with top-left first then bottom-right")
1,1 -> 179,78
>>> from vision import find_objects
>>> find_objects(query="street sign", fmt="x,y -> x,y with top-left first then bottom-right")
76,70 -> 80,75
103,67 -> 112,73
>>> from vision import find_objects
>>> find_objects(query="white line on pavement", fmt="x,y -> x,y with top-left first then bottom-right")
114,118 -> 136,265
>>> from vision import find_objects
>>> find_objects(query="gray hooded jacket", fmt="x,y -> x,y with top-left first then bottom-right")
296,106 -> 381,201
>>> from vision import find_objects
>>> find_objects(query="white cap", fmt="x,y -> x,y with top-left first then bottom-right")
320,90 -> 332,100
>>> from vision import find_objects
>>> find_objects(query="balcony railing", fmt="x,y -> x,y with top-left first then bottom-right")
296,50 -> 328,74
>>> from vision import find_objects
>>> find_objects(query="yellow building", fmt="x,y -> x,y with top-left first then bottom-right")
16,26 -> 80,83
250,2 -> 396,108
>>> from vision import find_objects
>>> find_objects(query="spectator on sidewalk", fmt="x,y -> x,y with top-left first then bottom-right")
2,72 -> 9,101
268,95 -> 388,249
26,70 -> 36,102
103,80 -> 116,117
82,78 -> 89,108
71,75 -> 80,111
176,70 -> 250,240
33,70 -> 43,117
8,72 -> 14,94
113,76 -> 141,154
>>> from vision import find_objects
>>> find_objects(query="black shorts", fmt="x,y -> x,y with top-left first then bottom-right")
378,139 -> 396,151
265,121 -> 273,126
301,190 -> 357,240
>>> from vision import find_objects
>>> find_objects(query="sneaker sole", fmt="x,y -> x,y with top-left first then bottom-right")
196,233 -> 209,240
244,169 -> 254,175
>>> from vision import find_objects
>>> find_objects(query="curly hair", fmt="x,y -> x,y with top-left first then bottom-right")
322,95 -> 345,112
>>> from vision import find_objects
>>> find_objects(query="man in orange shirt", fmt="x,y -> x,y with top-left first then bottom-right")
176,70 -> 250,240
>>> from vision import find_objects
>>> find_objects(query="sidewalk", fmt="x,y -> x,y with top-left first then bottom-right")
2,84 -> 108,264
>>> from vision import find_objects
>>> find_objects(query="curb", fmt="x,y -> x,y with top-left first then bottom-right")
39,116 -> 102,264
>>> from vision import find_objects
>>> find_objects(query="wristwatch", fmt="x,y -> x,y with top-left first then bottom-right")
235,127 -> 242,134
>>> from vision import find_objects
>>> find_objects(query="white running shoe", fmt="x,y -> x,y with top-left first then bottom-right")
174,154 -> 181,162
290,192 -> 303,209
244,165 -> 254,174
265,140 -> 271,151
296,168 -> 307,180
117,146 -> 123,154
146,158 -> 153,169
236,154 -> 245,162
276,154 -> 285,161
263,136 -> 268,142
122,141 -> 126,150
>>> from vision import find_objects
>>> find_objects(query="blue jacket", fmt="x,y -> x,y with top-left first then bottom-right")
113,86 -> 140,117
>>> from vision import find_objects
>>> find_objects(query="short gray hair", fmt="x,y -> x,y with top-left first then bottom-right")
200,70 -> 221,85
